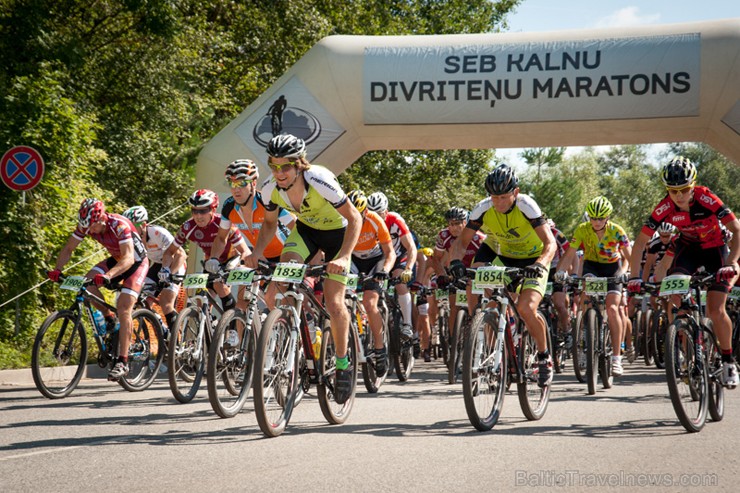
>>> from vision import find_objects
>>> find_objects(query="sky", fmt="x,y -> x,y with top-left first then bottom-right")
496,1 -> 740,168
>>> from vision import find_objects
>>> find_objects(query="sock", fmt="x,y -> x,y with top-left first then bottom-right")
336,355 -> 349,370
537,350 -> 550,360
721,350 -> 734,363
398,292 -> 412,326
164,311 -> 177,330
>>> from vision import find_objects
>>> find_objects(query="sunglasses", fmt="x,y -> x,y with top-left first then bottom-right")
228,179 -> 252,189
588,216 -> 607,221
448,220 -> 465,227
268,161 -> 297,173
667,185 -> 693,195
191,208 -> 211,215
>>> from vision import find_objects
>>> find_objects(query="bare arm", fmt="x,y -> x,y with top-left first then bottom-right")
104,242 -> 135,279
533,224 -> 556,266
399,232 -> 417,270
629,231 -> 651,277
327,201 -> 362,275
380,241 -> 396,273
209,226 -> 230,262
54,235 -> 83,271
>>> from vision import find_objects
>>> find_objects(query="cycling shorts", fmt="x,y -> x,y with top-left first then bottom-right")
90,257 -> 149,298
582,260 -> 621,294
670,241 -> 730,293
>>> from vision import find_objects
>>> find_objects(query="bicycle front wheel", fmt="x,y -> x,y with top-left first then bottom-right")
702,324 -> 724,423
665,319 -> 707,433
119,309 -> 164,392
360,302 -> 388,394
318,317 -> 358,424
32,310 -> 88,399
390,308 -> 414,382
253,308 -> 300,437
517,322 -> 551,421
585,309 -> 598,395
448,308 -> 467,384
168,306 -> 206,403
598,324 -> 613,390
653,310 -> 668,369
207,309 -> 258,418
571,310 -> 587,383
643,307 -> 655,366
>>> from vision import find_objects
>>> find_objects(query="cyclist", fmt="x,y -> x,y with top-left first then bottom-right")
548,218 -> 576,348
450,164 -> 557,387
628,157 -> 740,388
162,189 -> 248,316
367,192 -> 418,343
556,196 -> 632,376
348,190 -> 396,377
412,247 -> 435,362
428,207 -> 485,347
122,205 -> 186,339
243,133 -> 362,404
48,199 -> 149,381
210,159 -> 295,310
642,223 -> 675,284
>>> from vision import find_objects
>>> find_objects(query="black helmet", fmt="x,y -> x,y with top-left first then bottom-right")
225,159 -> 259,181
485,164 -> 519,195
266,134 -> 306,159
661,156 -> 697,188
444,207 -> 468,222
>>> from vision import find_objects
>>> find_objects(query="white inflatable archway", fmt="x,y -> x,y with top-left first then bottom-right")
198,18 -> 740,188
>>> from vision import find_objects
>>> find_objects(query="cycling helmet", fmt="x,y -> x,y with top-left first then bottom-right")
348,189 -> 368,214
123,205 -> 148,225
585,196 -> 613,219
189,189 -> 219,210
485,164 -> 519,195
661,156 -> 697,188
225,159 -> 259,182
266,134 -> 306,159
78,199 -> 106,229
444,207 -> 468,222
657,222 -> 674,234
367,192 -> 389,213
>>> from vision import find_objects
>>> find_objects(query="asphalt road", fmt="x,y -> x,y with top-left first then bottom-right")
1,358 -> 738,492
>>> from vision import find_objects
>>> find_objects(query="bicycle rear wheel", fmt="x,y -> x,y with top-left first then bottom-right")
168,306 -> 206,403
436,309 -> 450,365
448,308 -> 467,384
517,320 -> 551,421
665,319 -> 707,433
32,310 -> 87,399
653,310 -> 667,369
390,307 -> 414,382
598,324 -> 613,390
703,324 -> 724,422
119,309 -> 164,392
643,307 -> 655,366
207,309 -> 258,418
571,310 -> 587,383
462,311 -> 506,431
585,309 -> 598,395
318,317 -> 358,424
253,308 -> 300,437
361,302 -> 388,394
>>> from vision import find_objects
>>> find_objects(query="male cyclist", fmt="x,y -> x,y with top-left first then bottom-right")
162,189 -> 248,316
628,157 -> 740,388
556,196 -> 631,376
122,205 -> 186,339
367,191 -> 418,345
243,134 -> 362,404
348,190 -> 396,377
547,218 -> 576,349
450,164 -> 557,388
210,159 -> 295,310
48,199 -> 149,381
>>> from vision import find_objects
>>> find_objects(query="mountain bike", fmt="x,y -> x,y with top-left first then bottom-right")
348,274 -> 390,394
166,257 -> 236,403
448,285 -> 471,384
430,283 -> 451,364
33,274 -> 165,398
461,266 -> 552,431
661,270 -> 725,433
253,261 -> 359,437
540,282 -> 571,375
385,277 -> 415,382
206,265 -> 268,418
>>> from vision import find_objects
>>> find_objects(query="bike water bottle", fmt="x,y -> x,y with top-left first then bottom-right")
313,329 -> 323,357
92,309 -> 106,336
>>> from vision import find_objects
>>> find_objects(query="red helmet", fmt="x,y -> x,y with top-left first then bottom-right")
188,189 -> 219,209
78,199 -> 106,230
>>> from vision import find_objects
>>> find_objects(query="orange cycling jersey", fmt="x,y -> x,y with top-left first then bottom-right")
353,210 -> 392,259
220,193 -> 292,260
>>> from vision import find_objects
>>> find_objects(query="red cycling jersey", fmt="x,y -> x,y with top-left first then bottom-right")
73,213 -> 146,262
174,216 -> 244,262
384,211 -> 411,259
435,227 -> 485,267
642,186 -> 735,249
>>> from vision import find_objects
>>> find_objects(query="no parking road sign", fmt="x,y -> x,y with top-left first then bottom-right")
1,145 -> 45,192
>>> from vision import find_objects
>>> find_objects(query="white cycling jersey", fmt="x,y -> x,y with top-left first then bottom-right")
142,224 -> 175,264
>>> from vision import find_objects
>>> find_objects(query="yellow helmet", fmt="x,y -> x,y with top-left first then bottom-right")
348,189 -> 367,213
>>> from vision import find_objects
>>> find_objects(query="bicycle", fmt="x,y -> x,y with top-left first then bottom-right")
349,274 -> 390,394
33,274 -> 165,398
461,266 -> 552,431
541,282 -> 571,375
385,277 -> 415,382
253,261 -> 359,438
166,257 -> 235,403
206,264 -> 268,418
430,282 -> 451,364
661,269 -> 725,432
448,284 -> 471,384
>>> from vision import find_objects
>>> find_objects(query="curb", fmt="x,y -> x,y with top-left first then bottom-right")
0,364 -> 166,387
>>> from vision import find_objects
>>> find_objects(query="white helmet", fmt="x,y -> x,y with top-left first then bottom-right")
189,189 -> 219,209
367,192 -> 389,213
123,205 -> 148,224
656,222 -> 674,234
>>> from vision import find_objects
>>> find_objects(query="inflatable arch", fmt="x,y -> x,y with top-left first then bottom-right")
197,18 -> 740,188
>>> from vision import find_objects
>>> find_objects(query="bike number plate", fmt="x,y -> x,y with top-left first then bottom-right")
183,273 -> 208,289
60,276 -> 86,291
659,274 -> 691,296
474,266 -> 507,289
729,286 -> 740,301
435,289 -> 447,299
346,273 -> 359,292
272,262 -> 307,283
226,268 -> 255,286
584,277 -> 607,296
545,282 -> 554,296
455,291 -> 468,307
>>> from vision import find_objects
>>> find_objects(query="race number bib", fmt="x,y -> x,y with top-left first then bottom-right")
346,273 -> 359,292
272,263 -> 307,283
455,291 -> 468,307
659,274 -> 691,296
183,273 -> 208,290
729,286 -> 740,301
435,289 -> 447,299
60,276 -> 85,291
583,277 -> 607,296
474,266 -> 507,289
226,268 -> 255,286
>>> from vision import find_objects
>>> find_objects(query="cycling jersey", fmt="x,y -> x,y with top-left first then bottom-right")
570,221 -> 630,263
353,210 -> 392,260
262,165 -> 347,231
73,213 -> 146,262
174,216 -> 244,262
642,186 -> 735,249
384,211 -> 411,259
467,194 -> 546,259
435,227 -> 485,267
142,224 -> 175,264
220,192 -> 292,260
550,226 -> 570,266
646,235 -> 672,270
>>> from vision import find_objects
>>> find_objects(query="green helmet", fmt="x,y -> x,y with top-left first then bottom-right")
585,196 -> 613,219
